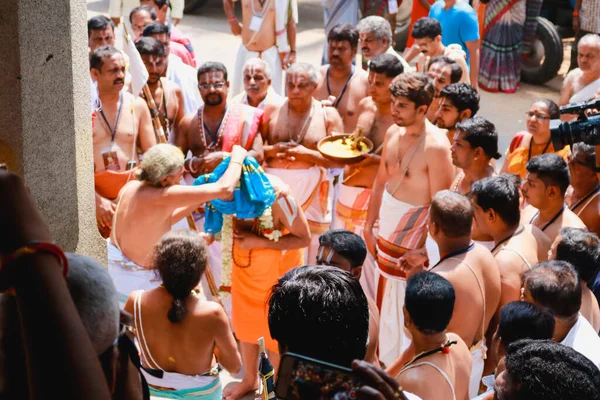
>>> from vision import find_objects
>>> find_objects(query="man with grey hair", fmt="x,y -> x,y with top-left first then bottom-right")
232,58 -> 284,110
108,143 -> 248,306
263,62 -> 345,263
357,16 -> 410,72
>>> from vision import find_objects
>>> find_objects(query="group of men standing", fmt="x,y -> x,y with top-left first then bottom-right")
87,1 -> 600,399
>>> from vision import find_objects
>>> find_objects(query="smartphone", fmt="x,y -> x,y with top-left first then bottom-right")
275,353 -> 362,400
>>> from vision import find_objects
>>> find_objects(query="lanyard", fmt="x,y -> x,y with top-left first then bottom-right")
431,242 -> 475,270
326,65 -> 355,108
530,205 -> 566,232
99,92 -> 124,142
491,225 -> 525,253
570,184 -> 600,212
527,136 -> 551,161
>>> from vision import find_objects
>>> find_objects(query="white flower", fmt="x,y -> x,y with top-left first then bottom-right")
220,214 -> 234,293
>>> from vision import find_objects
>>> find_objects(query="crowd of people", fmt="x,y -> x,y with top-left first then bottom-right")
2,0 -> 600,399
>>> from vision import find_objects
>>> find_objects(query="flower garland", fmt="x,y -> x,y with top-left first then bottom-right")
220,207 -> 283,294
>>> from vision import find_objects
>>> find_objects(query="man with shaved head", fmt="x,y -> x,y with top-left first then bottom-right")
262,62 -> 345,263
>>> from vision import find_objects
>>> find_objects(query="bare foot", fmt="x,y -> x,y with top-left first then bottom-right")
222,379 -> 258,400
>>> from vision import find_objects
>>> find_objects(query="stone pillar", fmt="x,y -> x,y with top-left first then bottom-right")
0,0 -> 105,261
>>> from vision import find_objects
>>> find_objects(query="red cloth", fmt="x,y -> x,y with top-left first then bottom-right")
221,104 -> 264,152
170,28 -> 196,68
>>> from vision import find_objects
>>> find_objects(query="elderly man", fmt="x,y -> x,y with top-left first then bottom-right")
129,5 -> 156,40
224,0 -> 297,96
231,58 -> 285,110
566,143 -> 600,236
426,56 -> 463,122
90,46 -> 156,238
561,34 -> 600,117
357,16 -> 410,72
521,154 -> 587,243
522,260 -> 600,368
334,53 -> 404,299
410,17 -> 469,83
108,143 -> 247,305
364,72 -> 454,367
136,37 -> 185,140
315,23 -> 369,132
142,23 -> 201,114
263,62 -> 345,263
88,16 -> 115,52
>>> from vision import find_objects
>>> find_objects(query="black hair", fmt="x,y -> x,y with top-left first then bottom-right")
389,72 -> 434,108
428,56 -> 463,83
430,190 -> 473,238
268,265 -> 369,367
328,23 -> 360,50
129,5 -> 157,23
522,260 -> 582,319
88,15 -> 114,38
143,0 -> 169,7
135,37 -> 167,57
455,116 -> 501,160
526,153 -> 571,195
154,230 -> 208,323
533,98 -> 560,120
369,53 -> 404,78
439,83 -> 480,116
497,301 -> 555,347
405,272 -> 455,334
142,21 -> 170,37
411,17 -> 442,39
504,339 -> 600,399
197,61 -> 228,82
556,228 -> 600,283
89,46 -> 121,71
319,230 -> 367,269
471,175 -> 521,227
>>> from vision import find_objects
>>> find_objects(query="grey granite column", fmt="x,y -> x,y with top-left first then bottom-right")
0,0 -> 106,261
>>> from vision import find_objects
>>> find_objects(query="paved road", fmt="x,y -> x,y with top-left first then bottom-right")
87,1 -> 568,397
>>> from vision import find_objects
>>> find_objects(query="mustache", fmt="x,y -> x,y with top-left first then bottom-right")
113,79 -> 124,85
248,85 -> 260,90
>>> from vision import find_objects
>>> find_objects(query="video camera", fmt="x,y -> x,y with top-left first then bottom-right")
550,98 -> 600,150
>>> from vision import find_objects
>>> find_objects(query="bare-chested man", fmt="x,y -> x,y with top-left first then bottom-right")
90,46 -> 156,238
108,144 -> 247,306
521,154 -> 587,243
231,58 -> 285,110
434,83 -> 479,145
364,72 -> 454,367
566,143 -> 600,236
315,24 -> 369,133
426,56 -> 463,123
136,37 -> 185,141
423,191 -> 501,398
333,53 -> 404,300
221,174 -> 310,400
262,62 -> 345,263
175,62 -> 264,177
560,34 -> 600,120
224,0 -> 297,96
397,272 -> 472,400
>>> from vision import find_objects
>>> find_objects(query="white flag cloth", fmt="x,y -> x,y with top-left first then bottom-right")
121,22 -> 148,97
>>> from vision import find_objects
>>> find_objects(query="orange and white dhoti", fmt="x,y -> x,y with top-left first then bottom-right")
376,188 -> 429,367
333,183 -> 378,300
265,166 -> 332,264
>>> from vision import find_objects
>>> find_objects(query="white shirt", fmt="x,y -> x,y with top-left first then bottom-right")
560,314 -> 600,369
166,53 -> 203,115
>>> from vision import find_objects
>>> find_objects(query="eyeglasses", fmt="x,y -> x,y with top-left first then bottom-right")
568,152 -> 594,169
199,82 -> 226,91
525,112 -> 550,120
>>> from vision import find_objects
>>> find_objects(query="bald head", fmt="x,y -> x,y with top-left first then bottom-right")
577,34 -> 600,72
430,190 -> 473,238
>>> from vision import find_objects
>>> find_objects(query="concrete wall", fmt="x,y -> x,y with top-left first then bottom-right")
0,0 -> 105,262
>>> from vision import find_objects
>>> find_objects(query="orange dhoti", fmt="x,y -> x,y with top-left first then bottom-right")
231,244 -> 304,353
94,169 -> 135,237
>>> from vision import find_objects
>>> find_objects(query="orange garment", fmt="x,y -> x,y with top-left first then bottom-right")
95,169 -> 135,200
505,141 -> 570,179
477,2 -> 487,43
406,0 -> 435,48
231,244 -> 303,353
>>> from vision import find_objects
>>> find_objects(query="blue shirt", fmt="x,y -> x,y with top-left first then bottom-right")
429,1 -> 480,64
